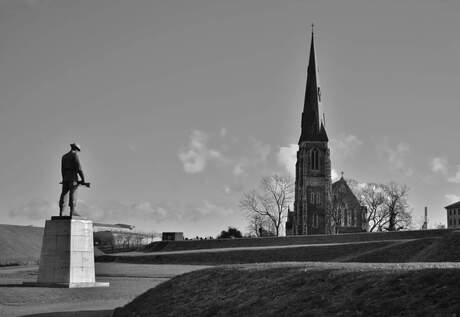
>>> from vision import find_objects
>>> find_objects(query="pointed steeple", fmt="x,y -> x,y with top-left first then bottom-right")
299,26 -> 325,143
319,120 -> 328,141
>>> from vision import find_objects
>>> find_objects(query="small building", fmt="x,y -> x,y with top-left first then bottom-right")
445,201 -> 460,228
162,232 -> 184,241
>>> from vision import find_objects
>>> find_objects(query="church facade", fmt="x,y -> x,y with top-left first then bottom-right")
285,31 -> 366,236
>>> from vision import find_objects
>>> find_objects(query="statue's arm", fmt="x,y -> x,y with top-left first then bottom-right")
75,154 -> 85,183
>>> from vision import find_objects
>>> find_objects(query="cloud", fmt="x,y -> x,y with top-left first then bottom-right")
330,134 -> 362,157
233,162 -> 245,175
277,144 -> 298,177
250,137 -> 271,162
199,200 -> 235,217
448,165 -> 460,183
178,130 -> 224,174
379,141 -> 413,176
232,137 -> 271,176
9,198 -> 58,220
8,198 -> 237,232
431,157 -> 448,175
8,196 -> 237,229
445,194 -> 460,204
220,128 -> 227,137
331,169 -> 340,182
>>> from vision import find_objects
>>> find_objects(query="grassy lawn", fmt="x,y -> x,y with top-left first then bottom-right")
113,262 -> 460,317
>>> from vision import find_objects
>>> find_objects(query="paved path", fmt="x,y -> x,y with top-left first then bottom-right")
110,238 -> 417,257
0,263 -> 210,317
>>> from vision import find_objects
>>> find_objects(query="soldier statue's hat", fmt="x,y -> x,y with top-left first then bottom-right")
70,143 -> 81,151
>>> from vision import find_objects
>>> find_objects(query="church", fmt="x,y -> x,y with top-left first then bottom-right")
285,30 -> 367,236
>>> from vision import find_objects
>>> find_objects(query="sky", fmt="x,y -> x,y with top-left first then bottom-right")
1,0 -> 459,237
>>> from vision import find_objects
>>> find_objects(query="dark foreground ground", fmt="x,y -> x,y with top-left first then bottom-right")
114,262 -> 460,317
0,263 -> 209,317
3,230 -> 460,316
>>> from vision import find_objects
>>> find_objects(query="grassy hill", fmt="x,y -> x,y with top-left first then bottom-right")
99,231 -> 460,265
113,262 -> 460,317
0,224 -> 43,265
0,223 -> 107,265
143,229 -> 451,252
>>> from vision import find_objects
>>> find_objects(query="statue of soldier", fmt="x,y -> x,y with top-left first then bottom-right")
59,143 -> 86,217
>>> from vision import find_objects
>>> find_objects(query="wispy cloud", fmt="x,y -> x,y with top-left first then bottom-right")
9,198 -> 237,229
330,133 -> 362,157
9,198 -> 58,220
445,194 -> 460,204
331,169 -> 340,182
431,157 -> 448,175
277,144 -> 297,177
179,130 -> 271,177
233,161 -> 246,176
448,165 -> 460,183
378,140 -> 413,176
178,130 -> 224,174
232,137 -> 271,176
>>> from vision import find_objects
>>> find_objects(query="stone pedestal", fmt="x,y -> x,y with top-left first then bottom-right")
31,216 -> 109,288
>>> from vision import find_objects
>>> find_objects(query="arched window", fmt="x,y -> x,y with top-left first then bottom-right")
310,149 -> 319,170
313,212 -> 318,228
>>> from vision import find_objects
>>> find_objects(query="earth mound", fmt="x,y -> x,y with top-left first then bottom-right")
113,263 -> 460,317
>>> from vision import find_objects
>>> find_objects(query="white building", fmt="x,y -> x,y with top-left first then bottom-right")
445,201 -> 460,228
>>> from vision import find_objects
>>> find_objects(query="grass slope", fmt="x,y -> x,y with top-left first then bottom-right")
143,229 -> 451,253
99,240 -> 399,265
113,263 -> 460,317
344,232 -> 460,262
0,224 -> 43,265
101,232 -> 460,265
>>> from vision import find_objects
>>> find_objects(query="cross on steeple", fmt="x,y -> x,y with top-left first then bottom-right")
341,171 -> 344,178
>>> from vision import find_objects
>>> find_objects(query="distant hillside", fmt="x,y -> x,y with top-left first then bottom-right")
0,224 -> 43,265
0,223 -> 108,265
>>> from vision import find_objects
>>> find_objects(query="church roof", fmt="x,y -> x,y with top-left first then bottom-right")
332,175 -> 346,187
332,176 -> 361,207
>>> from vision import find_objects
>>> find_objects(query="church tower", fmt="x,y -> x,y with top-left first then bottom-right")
292,29 -> 331,235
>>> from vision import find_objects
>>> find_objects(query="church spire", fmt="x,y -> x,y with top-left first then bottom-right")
299,25 -> 325,143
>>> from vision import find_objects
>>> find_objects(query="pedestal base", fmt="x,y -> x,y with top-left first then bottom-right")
33,216 -> 109,288
23,281 -> 110,288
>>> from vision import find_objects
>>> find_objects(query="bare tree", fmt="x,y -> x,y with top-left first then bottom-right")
359,183 -> 387,232
384,182 -> 411,231
328,191 -> 345,234
240,175 -> 294,237
246,213 -> 272,237
348,180 -> 411,232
